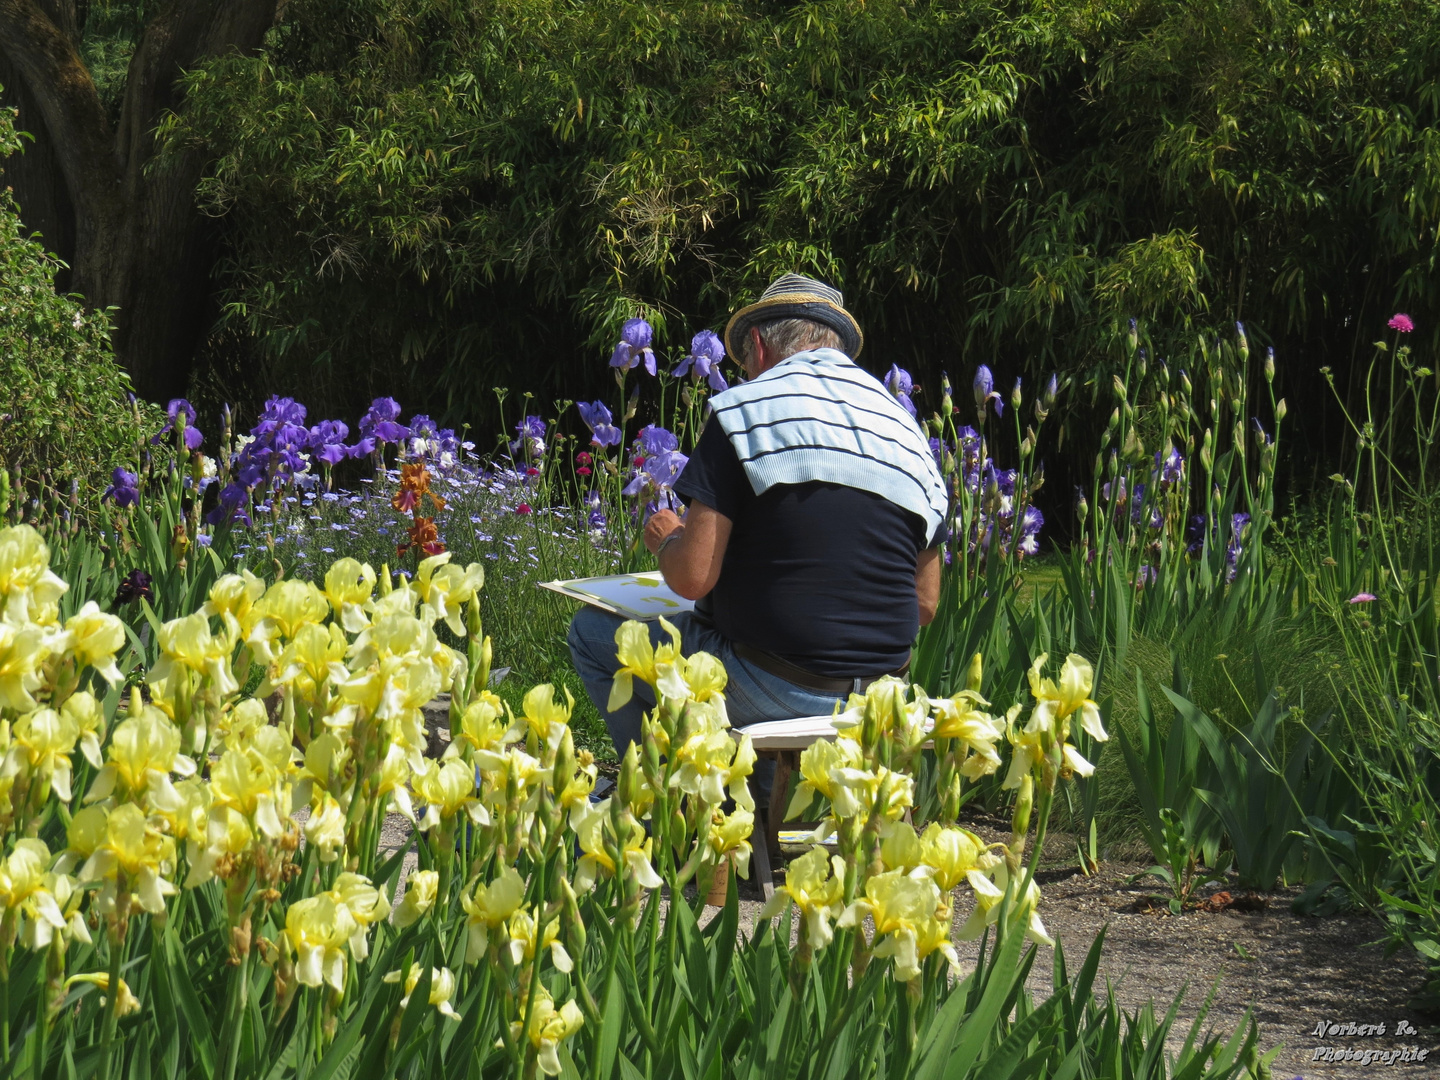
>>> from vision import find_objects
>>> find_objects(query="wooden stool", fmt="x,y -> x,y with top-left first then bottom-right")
741,715 -> 840,900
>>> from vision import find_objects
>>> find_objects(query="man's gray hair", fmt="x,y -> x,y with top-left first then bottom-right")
748,317 -> 844,362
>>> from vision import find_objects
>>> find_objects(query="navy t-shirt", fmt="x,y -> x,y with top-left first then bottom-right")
673,417 -> 941,678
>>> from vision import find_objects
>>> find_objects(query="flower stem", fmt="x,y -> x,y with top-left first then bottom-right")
97,926 -> 125,1080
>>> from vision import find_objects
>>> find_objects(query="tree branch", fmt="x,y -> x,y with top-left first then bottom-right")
0,0 -> 116,217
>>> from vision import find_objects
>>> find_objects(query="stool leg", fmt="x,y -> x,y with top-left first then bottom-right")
751,819 -> 774,901
767,751 -> 795,870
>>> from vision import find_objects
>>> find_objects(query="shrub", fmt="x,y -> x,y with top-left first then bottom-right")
0,101 -> 155,517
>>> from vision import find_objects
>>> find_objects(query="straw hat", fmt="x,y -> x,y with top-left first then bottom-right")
723,273 -> 864,361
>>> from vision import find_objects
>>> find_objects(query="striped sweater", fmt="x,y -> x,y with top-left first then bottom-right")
709,348 -> 948,543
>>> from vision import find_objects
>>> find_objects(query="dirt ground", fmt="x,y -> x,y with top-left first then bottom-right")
745,823 -> 1439,1080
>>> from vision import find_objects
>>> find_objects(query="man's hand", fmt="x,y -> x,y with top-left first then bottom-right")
648,501 -> 732,600
916,546 -> 941,625
644,508 -> 685,554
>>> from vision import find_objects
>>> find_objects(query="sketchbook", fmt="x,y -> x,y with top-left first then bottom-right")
539,572 -> 695,621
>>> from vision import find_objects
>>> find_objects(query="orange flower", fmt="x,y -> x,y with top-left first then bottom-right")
399,517 -> 445,558
392,463 -> 446,515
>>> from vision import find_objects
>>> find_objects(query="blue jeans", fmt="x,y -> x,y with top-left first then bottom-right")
566,607 -> 847,805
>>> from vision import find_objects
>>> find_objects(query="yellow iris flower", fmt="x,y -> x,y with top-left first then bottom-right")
0,622 -> 49,713
77,802 -> 179,915
85,706 -> 197,810
247,579 -> 330,664
414,758 -> 488,830
570,798 -> 663,894
705,807 -> 754,878
507,989 -> 584,1077
4,707 -> 78,802
64,972 -> 140,1017
446,692 -> 520,759
150,611 -> 240,700
957,862 -> 1053,947
0,838 -> 68,950
930,691 -> 1006,779
504,905 -> 572,972
283,891 -> 358,992
414,554 -> 484,637
203,571 -> 266,640
0,525 -> 68,627
321,558 -> 376,634
62,691 -> 106,769
1027,653 -> 1108,744
461,866 -> 527,963
838,868 -> 945,981
757,845 -> 847,949
608,618 -> 681,710
516,684 -> 573,749
61,601 -> 126,687
786,737 -> 865,818
382,963 -> 462,1020
393,869 -> 438,928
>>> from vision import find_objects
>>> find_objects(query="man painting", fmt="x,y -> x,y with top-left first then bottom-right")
567,273 -> 948,803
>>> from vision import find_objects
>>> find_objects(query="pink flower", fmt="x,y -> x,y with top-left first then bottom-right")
1388,313 -> 1414,333
1348,593 -> 1376,604
515,503 -> 532,515
576,466 -> 592,477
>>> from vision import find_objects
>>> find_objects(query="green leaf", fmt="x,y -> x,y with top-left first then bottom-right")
163,931 -> 218,1079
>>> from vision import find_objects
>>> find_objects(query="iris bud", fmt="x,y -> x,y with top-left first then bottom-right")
378,562 -> 393,596
1276,398 -> 1288,422
1112,374 -> 1126,402
1235,321 -> 1249,360
1233,421 -> 1246,457
965,652 -> 984,692
940,371 -> 953,415
1076,488 -> 1089,524
1127,317 -> 1138,353
1264,347 -> 1275,383
1180,369 -> 1192,394
1010,378 -> 1023,410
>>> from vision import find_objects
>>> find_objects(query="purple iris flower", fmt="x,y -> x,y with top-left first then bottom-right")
623,447 -> 688,509
928,436 -> 944,469
206,482 -> 252,526
577,401 -> 622,448
102,467 -> 140,508
609,318 -> 657,376
255,396 -> 307,432
154,399 -> 204,450
1018,505 -> 1044,555
114,569 -> 153,605
973,365 -> 1003,418
360,397 -> 409,444
885,365 -> 916,416
1160,447 -> 1184,485
673,330 -> 728,391
308,420 -> 351,466
510,416 -> 546,461
1227,513 -> 1250,580
636,425 -> 678,458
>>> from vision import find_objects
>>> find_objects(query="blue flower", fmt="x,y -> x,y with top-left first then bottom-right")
673,329 -> 728,391
102,468 -> 140,508
206,482 -> 251,526
154,399 -> 203,450
636,425 -> 678,458
360,397 -> 409,444
973,366 -> 1003,419
885,365 -> 916,416
577,401 -> 622,448
609,317 -> 657,375
510,416 -> 546,461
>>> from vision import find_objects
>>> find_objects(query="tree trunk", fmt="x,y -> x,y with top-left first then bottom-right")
0,0 -> 278,401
